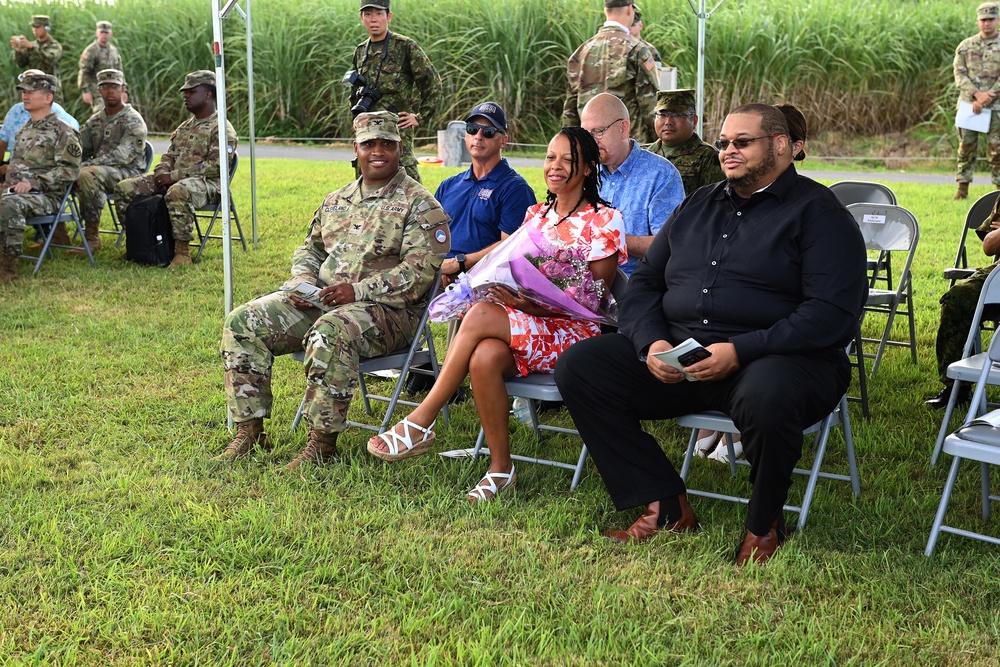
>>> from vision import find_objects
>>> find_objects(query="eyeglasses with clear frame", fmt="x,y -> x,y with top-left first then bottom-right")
588,118 -> 625,140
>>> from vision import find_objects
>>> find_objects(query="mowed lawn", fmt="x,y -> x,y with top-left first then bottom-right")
1,158 -> 999,665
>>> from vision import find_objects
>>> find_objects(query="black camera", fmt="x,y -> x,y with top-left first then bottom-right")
342,70 -> 383,117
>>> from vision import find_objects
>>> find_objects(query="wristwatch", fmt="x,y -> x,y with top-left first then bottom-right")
455,253 -> 467,274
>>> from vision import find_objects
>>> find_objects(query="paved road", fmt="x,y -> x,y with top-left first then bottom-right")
149,139 -> 990,186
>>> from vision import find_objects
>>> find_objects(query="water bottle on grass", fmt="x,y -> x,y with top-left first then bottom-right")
512,397 -> 534,426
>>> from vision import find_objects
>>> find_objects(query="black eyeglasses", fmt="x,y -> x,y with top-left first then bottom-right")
466,123 -> 502,139
654,111 -> 695,119
588,118 -> 624,140
714,134 -> 782,152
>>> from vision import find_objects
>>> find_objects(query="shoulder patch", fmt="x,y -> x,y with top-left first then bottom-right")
643,58 -> 656,72
67,142 -> 82,157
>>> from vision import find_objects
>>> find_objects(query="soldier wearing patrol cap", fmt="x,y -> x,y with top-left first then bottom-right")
77,21 -> 123,114
215,109 -> 450,471
350,0 -> 442,183
629,5 -> 662,63
953,2 -> 1000,199
647,89 -> 723,195
114,70 -> 237,268
563,0 -> 660,143
73,69 -> 147,252
0,71 -> 81,284
11,15 -> 63,79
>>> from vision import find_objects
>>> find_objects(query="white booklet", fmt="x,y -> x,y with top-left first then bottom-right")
956,101 -> 991,133
650,338 -> 711,382
279,282 -> 331,311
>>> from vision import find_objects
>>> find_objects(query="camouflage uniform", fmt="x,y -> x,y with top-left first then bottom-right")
648,132 -> 724,195
76,101 -> 147,225
0,112 -> 81,256
114,111 -> 237,242
13,38 -> 62,76
935,212 -> 1000,382
954,19 -> 1000,184
221,162 -> 450,433
351,32 -> 442,182
77,42 -> 122,113
563,24 -> 660,144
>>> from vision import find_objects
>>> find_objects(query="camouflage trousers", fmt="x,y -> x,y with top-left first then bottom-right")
114,173 -> 220,242
76,165 -> 131,225
221,291 -> 420,433
956,110 -> 1000,184
353,134 -> 421,183
936,264 -> 1000,382
0,191 -> 58,256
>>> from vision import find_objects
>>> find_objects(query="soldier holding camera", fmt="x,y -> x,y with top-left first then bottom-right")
347,0 -> 441,183
11,15 -> 62,78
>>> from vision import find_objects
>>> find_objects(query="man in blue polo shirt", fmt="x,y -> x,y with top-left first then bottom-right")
581,92 -> 684,275
406,100 -> 536,394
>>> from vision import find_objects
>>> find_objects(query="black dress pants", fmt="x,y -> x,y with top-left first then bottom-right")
554,333 -> 850,536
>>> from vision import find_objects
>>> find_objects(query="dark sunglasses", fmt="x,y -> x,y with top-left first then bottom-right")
713,133 -> 782,152
466,123 -> 502,139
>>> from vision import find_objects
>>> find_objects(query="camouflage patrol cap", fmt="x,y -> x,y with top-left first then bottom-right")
97,69 -> 125,87
360,0 -> 390,10
633,4 -> 643,24
605,0 -> 634,7
655,89 -> 697,114
16,70 -> 57,93
979,3 -> 999,19
179,70 -> 216,91
96,21 -> 113,32
30,15 -> 51,28
354,110 -> 401,143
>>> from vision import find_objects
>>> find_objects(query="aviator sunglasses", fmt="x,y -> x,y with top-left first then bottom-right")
714,133 -> 783,152
466,123 -> 502,139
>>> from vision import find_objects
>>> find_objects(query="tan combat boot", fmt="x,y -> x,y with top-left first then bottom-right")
0,253 -> 18,285
168,241 -> 192,269
212,418 -> 271,461
50,222 -> 72,246
69,221 -> 101,255
281,431 -> 339,472
953,182 -> 970,200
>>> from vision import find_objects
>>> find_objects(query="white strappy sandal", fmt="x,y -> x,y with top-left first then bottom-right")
694,431 -> 721,458
366,418 -> 436,461
708,437 -> 744,463
467,465 -> 516,503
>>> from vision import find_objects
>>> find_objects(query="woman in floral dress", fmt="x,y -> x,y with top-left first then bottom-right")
368,127 -> 627,501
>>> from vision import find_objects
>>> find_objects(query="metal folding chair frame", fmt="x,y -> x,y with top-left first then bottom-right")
101,141 -> 155,248
18,185 -> 93,275
943,191 -> 1000,287
193,153 -> 246,262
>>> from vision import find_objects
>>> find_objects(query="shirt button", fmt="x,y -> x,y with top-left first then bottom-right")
703,319 -> 709,324
711,261 -> 717,266
722,234 -> 728,238
737,212 -> 742,216
703,289 -> 708,293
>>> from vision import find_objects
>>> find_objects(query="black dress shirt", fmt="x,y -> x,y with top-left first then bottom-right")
620,164 -> 868,364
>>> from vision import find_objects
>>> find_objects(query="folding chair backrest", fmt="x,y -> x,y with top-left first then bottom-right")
142,141 -> 155,172
848,203 -> 918,253
965,191 -> 999,234
228,153 -> 238,185
829,180 -> 897,207
611,267 -> 628,301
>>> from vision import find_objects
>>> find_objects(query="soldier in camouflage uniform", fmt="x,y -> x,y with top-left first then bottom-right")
10,16 -> 62,80
215,110 -> 450,470
953,2 -> 1000,199
114,70 -> 237,268
77,21 -> 123,114
73,69 -> 147,252
630,5 -> 662,63
563,0 -> 660,144
0,72 -> 81,284
927,199 -> 1000,408
350,0 -> 442,183
647,89 -> 723,195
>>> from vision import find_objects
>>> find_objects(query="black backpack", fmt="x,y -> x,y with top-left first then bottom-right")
125,193 -> 174,266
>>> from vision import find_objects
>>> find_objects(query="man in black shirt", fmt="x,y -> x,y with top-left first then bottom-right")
555,104 -> 867,565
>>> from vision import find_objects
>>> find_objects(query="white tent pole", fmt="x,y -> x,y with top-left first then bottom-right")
212,0 -> 233,319
244,0 -> 258,249
687,0 -> 726,137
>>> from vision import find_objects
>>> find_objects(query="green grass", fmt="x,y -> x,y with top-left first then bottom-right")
2,158 -> 1000,665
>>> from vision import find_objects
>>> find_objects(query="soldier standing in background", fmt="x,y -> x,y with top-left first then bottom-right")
215,111 -> 450,471
647,89 -> 723,195
349,0 -> 442,183
11,16 -> 62,78
0,72 -> 81,284
73,69 -> 147,252
563,0 -> 659,144
114,70 -> 237,269
78,21 -> 123,114
629,5 -> 661,63
953,2 -> 1000,200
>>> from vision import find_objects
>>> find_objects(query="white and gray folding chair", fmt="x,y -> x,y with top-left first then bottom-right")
18,184 -> 93,275
931,268 -> 1000,466
469,268 -> 629,490
102,140 -> 155,248
829,180 -> 897,290
848,203 -> 919,374
677,368 -> 859,532
925,333 -> 1000,556
944,191 -> 1000,287
193,153 -> 246,262
291,272 -> 449,434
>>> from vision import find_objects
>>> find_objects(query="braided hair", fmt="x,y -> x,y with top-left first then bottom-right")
544,126 -> 612,214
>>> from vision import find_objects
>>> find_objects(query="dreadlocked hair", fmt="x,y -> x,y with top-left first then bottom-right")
544,126 -> 612,213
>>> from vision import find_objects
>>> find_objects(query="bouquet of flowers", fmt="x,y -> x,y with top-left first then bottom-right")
428,223 -> 619,325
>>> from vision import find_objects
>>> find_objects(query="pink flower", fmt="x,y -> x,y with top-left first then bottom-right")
539,260 -> 575,281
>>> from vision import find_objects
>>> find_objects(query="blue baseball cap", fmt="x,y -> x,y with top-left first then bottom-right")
465,101 -> 507,132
